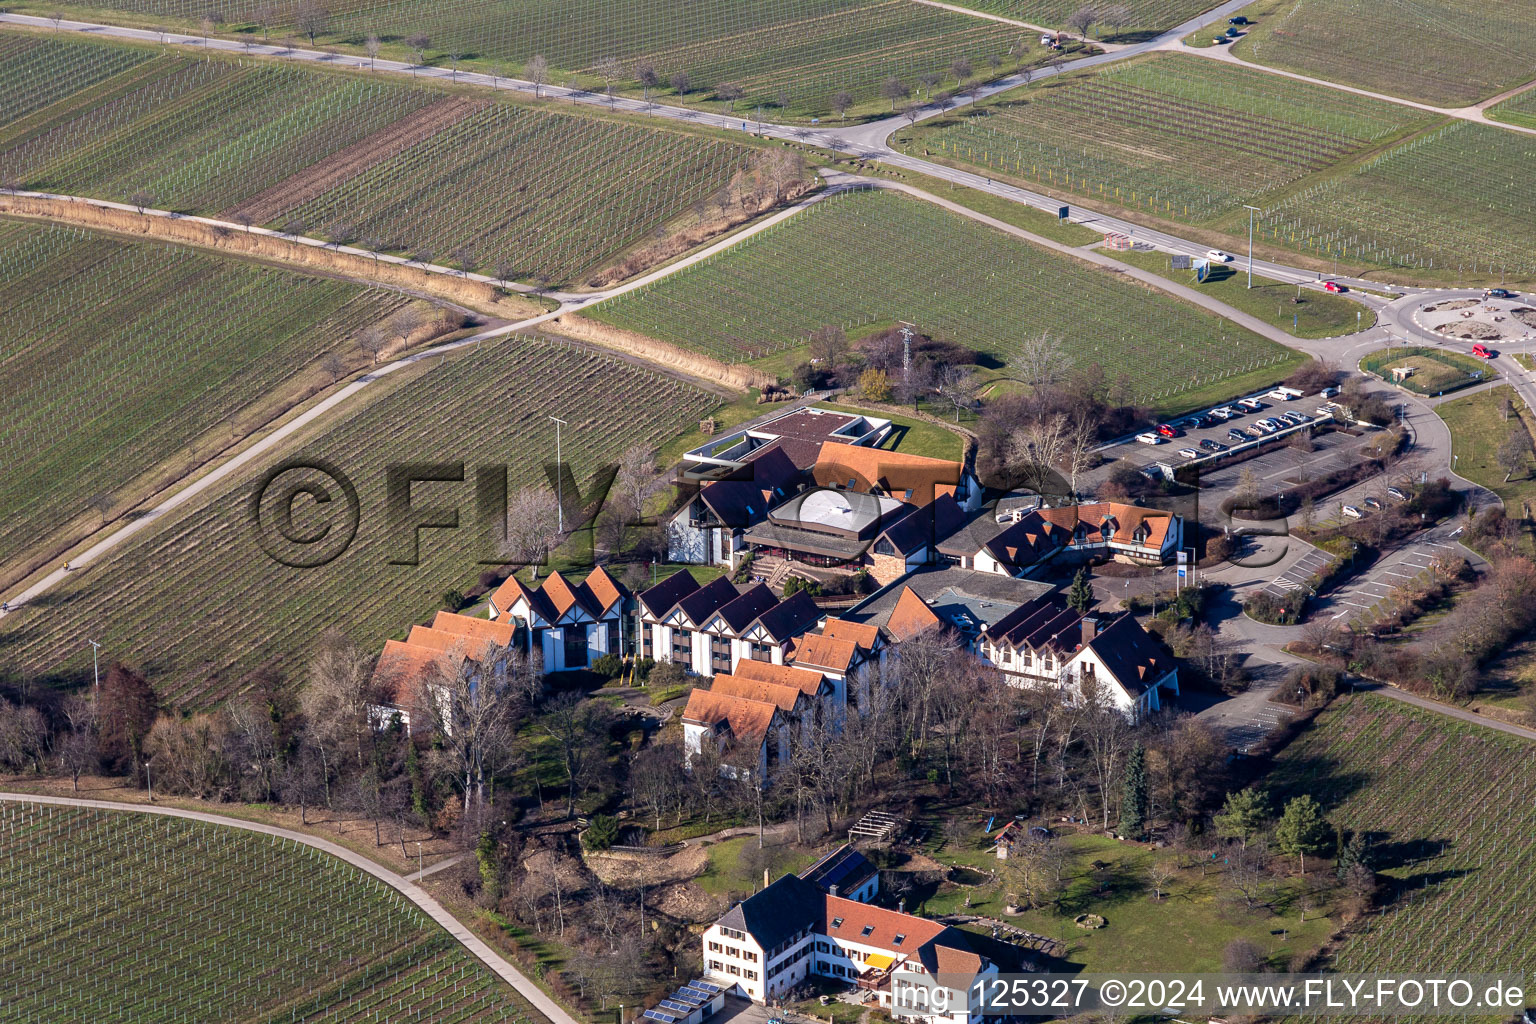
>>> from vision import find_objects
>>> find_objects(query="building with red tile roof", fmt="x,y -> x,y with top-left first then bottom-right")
681,688 -> 787,782
487,567 -> 630,672
966,502 -> 1183,576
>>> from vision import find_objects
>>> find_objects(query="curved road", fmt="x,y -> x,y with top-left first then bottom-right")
0,791 -> 581,1024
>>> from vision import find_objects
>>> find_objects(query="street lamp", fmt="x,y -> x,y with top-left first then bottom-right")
87,638 -> 101,690
1242,205 -> 1261,289
548,415 -> 568,533
144,758 -> 154,802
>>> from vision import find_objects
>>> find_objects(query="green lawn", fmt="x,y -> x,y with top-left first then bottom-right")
1362,346 -> 1493,396
906,826 -> 1335,973
694,836 -> 818,897
815,401 -> 966,461
1437,385 -> 1536,511
1107,247 -> 1372,338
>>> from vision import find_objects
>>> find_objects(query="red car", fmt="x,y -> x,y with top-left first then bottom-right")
1322,280 -> 1346,293
1472,343 -> 1495,359
1156,423 -> 1179,438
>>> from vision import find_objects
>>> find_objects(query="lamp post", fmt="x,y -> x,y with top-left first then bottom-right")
144,758 -> 154,802
548,415 -> 568,534
87,638 -> 101,690
1243,205 -> 1261,289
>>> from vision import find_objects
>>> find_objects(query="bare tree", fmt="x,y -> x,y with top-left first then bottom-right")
49,10 -> 65,30
901,101 -> 922,129
252,3 -> 274,41
1061,413 -> 1100,499
199,14 -> 214,44
452,243 -> 477,276
423,648 -> 534,812
633,60 -> 658,102
615,445 -> 660,527
1018,329 -> 1073,392
233,211 -> 253,233
594,56 -> 622,100
405,31 -> 430,68
919,71 -> 941,97
57,694 -> 98,791
320,351 -> 347,383
933,363 -> 980,422
1147,857 -> 1177,901
527,54 -> 549,98
303,629 -> 381,795
1008,415 -> 1067,494
294,0 -> 328,45
356,325 -> 389,364
447,48 -> 462,81
538,692 -> 611,816
716,82 -> 744,112
1100,3 -> 1132,36
830,89 -> 853,121
502,485 -> 562,578
365,32 -> 380,69
881,76 -> 910,111
391,305 -> 423,347
807,324 -> 849,367
1065,5 -> 1099,39
670,70 -> 691,96
950,57 -> 972,84
1497,425 -> 1532,482
129,189 -> 154,215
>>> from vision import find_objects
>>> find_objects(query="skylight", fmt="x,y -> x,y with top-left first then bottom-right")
831,917 -> 844,929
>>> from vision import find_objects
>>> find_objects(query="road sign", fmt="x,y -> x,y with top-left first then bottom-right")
1171,254 -> 1191,270
1057,205 -> 1069,220
1194,258 -> 1210,283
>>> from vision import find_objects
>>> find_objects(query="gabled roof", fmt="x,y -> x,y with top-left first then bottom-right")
541,571 -> 589,618
582,565 -> 628,614
404,626 -> 500,664
708,672 -> 805,713
791,633 -> 861,674
715,872 -> 822,950
1083,613 -> 1177,696
431,611 -> 515,646
915,926 -> 988,979
696,446 -> 802,527
980,514 -> 1072,569
489,574 -> 557,623
885,586 -> 944,642
981,595 -> 1083,652
681,688 -> 782,746
821,617 -> 881,651
752,589 -> 822,642
875,493 -> 966,556
1033,502 -> 1175,550
676,576 -> 742,626
370,639 -> 455,710
713,583 -> 780,634
821,894 -> 945,951
638,569 -> 702,619
732,659 -> 827,698
812,441 -> 965,506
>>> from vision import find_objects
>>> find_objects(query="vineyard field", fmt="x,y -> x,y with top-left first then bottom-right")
0,31 -> 150,126
905,54 -> 1434,224
14,0 -> 1027,120
1486,84 -> 1536,131
0,32 -> 751,282
0,800 -> 534,1023
1231,0 -> 1536,107
1265,695 -> 1533,1007
0,219 -> 407,573
1259,122 -> 1536,278
0,335 -> 717,708
944,0 -> 1215,36
588,188 -> 1303,411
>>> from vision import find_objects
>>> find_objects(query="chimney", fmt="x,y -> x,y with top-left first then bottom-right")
1081,615 -> 1098,643
764,867 -> 770,889
828,884 -> 839,897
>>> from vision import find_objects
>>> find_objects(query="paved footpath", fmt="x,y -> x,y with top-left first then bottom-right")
0,792 -> 581,1024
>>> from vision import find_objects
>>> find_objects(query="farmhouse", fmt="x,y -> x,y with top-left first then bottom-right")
980,597 -> 1179,718
487,567 -> 629,673
637,571 -> 824,676
701,871 -> 1016,1021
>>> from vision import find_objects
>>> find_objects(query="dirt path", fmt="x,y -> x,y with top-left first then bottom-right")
225,96 -> 488,224
0,792 -> 579,1024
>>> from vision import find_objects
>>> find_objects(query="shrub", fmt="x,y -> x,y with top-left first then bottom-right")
1245,589 -> 1306,625
582,814 -> 620,851
591,653 -> 623,679
441,588 -> 465,611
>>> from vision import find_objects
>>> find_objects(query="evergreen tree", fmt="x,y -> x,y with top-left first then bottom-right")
1274,794 -> 1331,875
1213,787 -> 1268,849
1068,566 -> 1095,614
1119,742 -> 1148,840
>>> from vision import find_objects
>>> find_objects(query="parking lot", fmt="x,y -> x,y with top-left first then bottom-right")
1262,546 -> 1333,599
1199,430 -> 1367,508
1316,534 -> 1463,622
1102,388 -> 1339,477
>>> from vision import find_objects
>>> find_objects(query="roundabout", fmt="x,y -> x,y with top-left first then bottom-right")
1413,296 -> 1536,344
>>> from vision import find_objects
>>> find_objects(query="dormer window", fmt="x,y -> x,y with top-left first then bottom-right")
848,478 -> 857,488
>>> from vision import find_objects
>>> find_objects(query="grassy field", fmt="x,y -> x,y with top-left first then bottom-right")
0,800 -> 535,1023
15,0 -> 1032,122
1264,694 -> 1534,984
1230,0 -> 1536,107
907,826 -> 1334,973
0,31 -> 753,283
589,188 -> 1304,414
0,334 -> 717,708
0,218 -> 407,573
1261,121 -> 1536,279
1108,247 -> 1371,337
943,0 -> 1216,37
817,402 -> 966,460
694,836 -> 818,896
1360,346 -> 1493,396
1436,386 -> 1536,510
902,53 -> 1434,224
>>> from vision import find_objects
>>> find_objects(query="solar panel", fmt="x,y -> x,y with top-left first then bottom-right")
690,981 -> 722,994
660,1000 -> 693,1011
644,1011 -> 678,1023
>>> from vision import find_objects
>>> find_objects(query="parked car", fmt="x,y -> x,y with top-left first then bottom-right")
1472,343 -> 1496,359
1342,505 -> 1364,519
1246,425 -> 1266,438
1201,439 -> 1227,452
1211,406 -> 1236,420
1229,15 -> 1251,24
1485,288 -> 1515,299
1257,420 -> 1279,433
1156,423 -> 1179,438
1228,428 -> 1249,442
1267,389 -> 1298,402
1363,497 -> 1383,510
1225,26 -> 1240,36
1211,34 -> 1228,43
1238,397 -> 1265,411
1319,386 -> 1340,398
1206,249 -> 1234,263
1387,486 -> 1408,501
1136,432 -> 1164,445
1178,447 -> 1201,459
1322,280 -> 1346,293
1316,404 -> 1336,416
